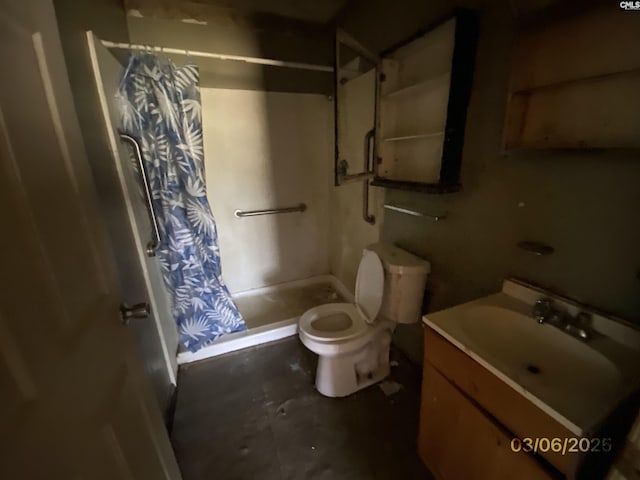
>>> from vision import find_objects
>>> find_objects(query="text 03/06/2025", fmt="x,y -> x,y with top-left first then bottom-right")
510,437 -> 612,456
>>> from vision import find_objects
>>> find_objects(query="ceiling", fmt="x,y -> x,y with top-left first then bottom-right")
125,0 -> 353,24
192,0 -> 351,23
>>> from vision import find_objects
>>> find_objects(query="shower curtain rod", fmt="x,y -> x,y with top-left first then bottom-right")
101,40 -> 334,73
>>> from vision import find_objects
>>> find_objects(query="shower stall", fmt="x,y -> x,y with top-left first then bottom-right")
86,28 -> 368,395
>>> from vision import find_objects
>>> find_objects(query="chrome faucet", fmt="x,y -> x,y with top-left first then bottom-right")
532,297 -> 556,324
531,297 -> 592,341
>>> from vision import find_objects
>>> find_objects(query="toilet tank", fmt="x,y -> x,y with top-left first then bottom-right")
365,243 -> 430,324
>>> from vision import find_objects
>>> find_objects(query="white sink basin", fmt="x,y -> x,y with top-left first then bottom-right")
458,305 -> 620,421
423,280 -> 640,435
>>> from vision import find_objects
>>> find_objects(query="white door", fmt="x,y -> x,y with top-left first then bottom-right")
87,31 -> 179,413
0,0 -> 182,478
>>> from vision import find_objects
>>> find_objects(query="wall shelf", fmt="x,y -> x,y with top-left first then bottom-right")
375,9 -> 479,192
502,7 -> 640,150
511,66 -> 640,96
382,72 -> 451,100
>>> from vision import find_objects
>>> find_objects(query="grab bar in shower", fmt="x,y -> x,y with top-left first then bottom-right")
119,133 -> 162,257
362,129 -> 376,225
234,203 -> 307,218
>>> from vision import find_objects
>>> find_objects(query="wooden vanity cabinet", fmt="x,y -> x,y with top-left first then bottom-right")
420,363 -> 554,480
419,327 -> 580,479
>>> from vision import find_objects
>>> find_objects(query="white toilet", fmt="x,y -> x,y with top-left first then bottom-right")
299,243 -> 430,397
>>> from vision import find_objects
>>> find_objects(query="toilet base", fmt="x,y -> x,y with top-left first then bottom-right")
314,330 -> 392,397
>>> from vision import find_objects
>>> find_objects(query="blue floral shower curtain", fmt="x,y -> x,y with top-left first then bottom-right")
117,53 -> 245,352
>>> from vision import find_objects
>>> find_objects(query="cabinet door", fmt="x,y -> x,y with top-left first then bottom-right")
419,364 -> 554,480
334,29 -> 379,186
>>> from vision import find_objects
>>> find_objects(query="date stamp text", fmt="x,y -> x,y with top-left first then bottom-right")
510,437 -> 612,455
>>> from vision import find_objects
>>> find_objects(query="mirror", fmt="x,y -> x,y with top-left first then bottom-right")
334,30 -> 379,186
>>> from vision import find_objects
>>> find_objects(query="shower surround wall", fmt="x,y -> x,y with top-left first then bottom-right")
201,89 -> 334,293
124,7 -> 381,298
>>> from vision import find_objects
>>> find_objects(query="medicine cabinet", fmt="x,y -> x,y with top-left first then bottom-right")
334,9 -> 479,193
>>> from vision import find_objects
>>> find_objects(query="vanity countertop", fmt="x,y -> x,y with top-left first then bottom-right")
422,279 -> 640,436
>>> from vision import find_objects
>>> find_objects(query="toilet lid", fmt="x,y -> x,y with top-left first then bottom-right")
354,250 -> 384,324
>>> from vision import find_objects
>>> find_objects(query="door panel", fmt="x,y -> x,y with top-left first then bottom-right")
0,0 -> 181,478
86,31 -> 179,410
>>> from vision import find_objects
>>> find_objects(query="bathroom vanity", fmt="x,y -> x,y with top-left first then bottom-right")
418,279 -> 640,479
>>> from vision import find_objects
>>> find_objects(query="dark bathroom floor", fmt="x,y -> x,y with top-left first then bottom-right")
171,337 -> 434,480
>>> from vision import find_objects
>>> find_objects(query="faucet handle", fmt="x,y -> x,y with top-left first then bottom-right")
532,297 -> 553,323
574,311 -> 592,327
565,312 -> 593,341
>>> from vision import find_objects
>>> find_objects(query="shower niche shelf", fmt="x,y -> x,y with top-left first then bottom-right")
371,9 -> 479,194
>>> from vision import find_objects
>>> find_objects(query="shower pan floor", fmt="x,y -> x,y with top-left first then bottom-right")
177,275 -> 351,365
236,281 -> 345,329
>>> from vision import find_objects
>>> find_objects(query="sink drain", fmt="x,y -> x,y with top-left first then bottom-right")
526,364 -> 541,374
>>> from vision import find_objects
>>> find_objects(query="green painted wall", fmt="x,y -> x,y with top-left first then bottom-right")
340,0 -> 640,363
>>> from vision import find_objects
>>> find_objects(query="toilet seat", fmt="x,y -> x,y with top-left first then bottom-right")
299,250 -> 385,344
298,303 -> 367,342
